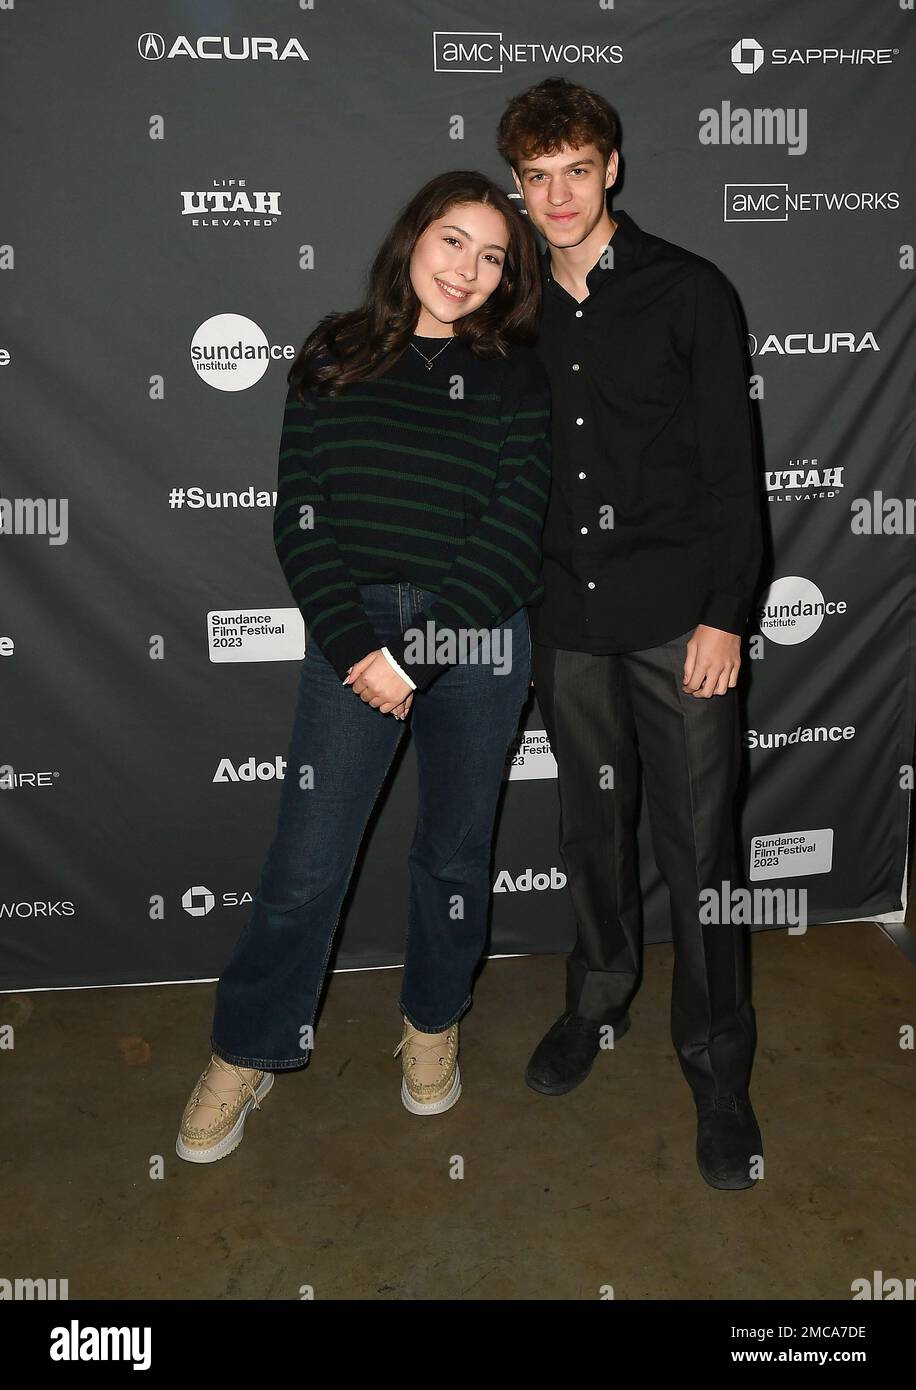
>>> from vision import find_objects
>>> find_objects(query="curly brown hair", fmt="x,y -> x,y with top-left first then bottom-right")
497,77 -> 619,174
289,170 -> 542,399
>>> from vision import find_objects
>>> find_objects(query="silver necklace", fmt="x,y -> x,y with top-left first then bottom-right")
410,336 -> 453,371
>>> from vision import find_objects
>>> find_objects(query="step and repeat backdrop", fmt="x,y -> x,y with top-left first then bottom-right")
1,1 -> 913,991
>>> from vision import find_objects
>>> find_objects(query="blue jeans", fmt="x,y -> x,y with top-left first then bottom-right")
210,582 -> 532,1070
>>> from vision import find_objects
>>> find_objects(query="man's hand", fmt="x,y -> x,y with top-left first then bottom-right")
682,624 -> 740,698
344,650 -> 413,714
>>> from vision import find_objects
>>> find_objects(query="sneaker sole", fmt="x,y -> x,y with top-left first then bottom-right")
400,1064 -> 461,1116
175,1070 -> 274,1164
525,1012 -> 632,1096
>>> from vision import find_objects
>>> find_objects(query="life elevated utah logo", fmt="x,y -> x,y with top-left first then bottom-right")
730,36 -> 898,74
180,179 -> 281,228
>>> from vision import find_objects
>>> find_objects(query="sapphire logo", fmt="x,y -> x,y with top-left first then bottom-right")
730,39 -> 898,74
182,886 -> 215,917
731,38 -> 764,74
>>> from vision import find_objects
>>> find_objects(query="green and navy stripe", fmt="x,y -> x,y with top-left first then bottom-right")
273,343 -> 551,691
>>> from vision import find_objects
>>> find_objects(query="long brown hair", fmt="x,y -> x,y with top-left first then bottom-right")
288,170 -> 542,399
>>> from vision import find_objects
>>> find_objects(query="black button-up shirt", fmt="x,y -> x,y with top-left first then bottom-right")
529,207 -> 763,653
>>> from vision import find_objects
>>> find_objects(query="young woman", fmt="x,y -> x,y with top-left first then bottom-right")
176,170 -> 552,1162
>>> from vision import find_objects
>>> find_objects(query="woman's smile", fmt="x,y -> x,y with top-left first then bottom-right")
434,275 -> 471,302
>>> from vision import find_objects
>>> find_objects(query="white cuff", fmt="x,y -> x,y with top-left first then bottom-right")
380,646 -> 417,691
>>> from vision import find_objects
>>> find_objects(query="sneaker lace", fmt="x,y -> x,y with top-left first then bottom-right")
196,1055 -> 264,1114
393,1028 -> 454,1068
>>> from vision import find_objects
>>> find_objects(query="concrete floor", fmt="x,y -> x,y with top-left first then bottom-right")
3,904 -> 914,1301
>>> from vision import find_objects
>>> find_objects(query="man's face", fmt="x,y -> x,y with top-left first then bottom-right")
511,142 -> 617,249
409,201 -> 508,330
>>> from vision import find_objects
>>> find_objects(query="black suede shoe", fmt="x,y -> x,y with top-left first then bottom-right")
695,1092 -> 763,1190
525,1010 -> 631,1096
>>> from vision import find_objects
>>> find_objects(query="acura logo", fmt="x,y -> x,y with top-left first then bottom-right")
138,32 -> 165,60
136,33 -> 310,61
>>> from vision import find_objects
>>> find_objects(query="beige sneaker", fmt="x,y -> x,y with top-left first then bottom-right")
176,1053 -> 274,1163
393,1017 -> 461,1115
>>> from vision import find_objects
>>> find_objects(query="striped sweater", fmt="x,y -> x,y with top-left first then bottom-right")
272,335 -> 552,692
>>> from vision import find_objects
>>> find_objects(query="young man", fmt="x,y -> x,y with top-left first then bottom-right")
497,79 -> 764,1190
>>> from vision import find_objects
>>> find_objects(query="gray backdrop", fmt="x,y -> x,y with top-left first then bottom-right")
1,0 -> 913,991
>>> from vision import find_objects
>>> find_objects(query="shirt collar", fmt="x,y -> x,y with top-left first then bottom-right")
540,205 -> 641,297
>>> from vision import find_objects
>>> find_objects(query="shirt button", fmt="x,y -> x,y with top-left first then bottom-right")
575,417 -> 584,425
575,310 -> 583,318
572,363 -> 580,371
580,526 -> 588,534
587,581 -> 596,590
578,471 -> 586,479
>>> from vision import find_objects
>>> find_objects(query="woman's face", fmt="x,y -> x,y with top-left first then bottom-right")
409,201 -> 509,335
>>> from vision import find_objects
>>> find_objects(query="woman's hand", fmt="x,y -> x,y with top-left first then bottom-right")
344,650 -> 413,714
